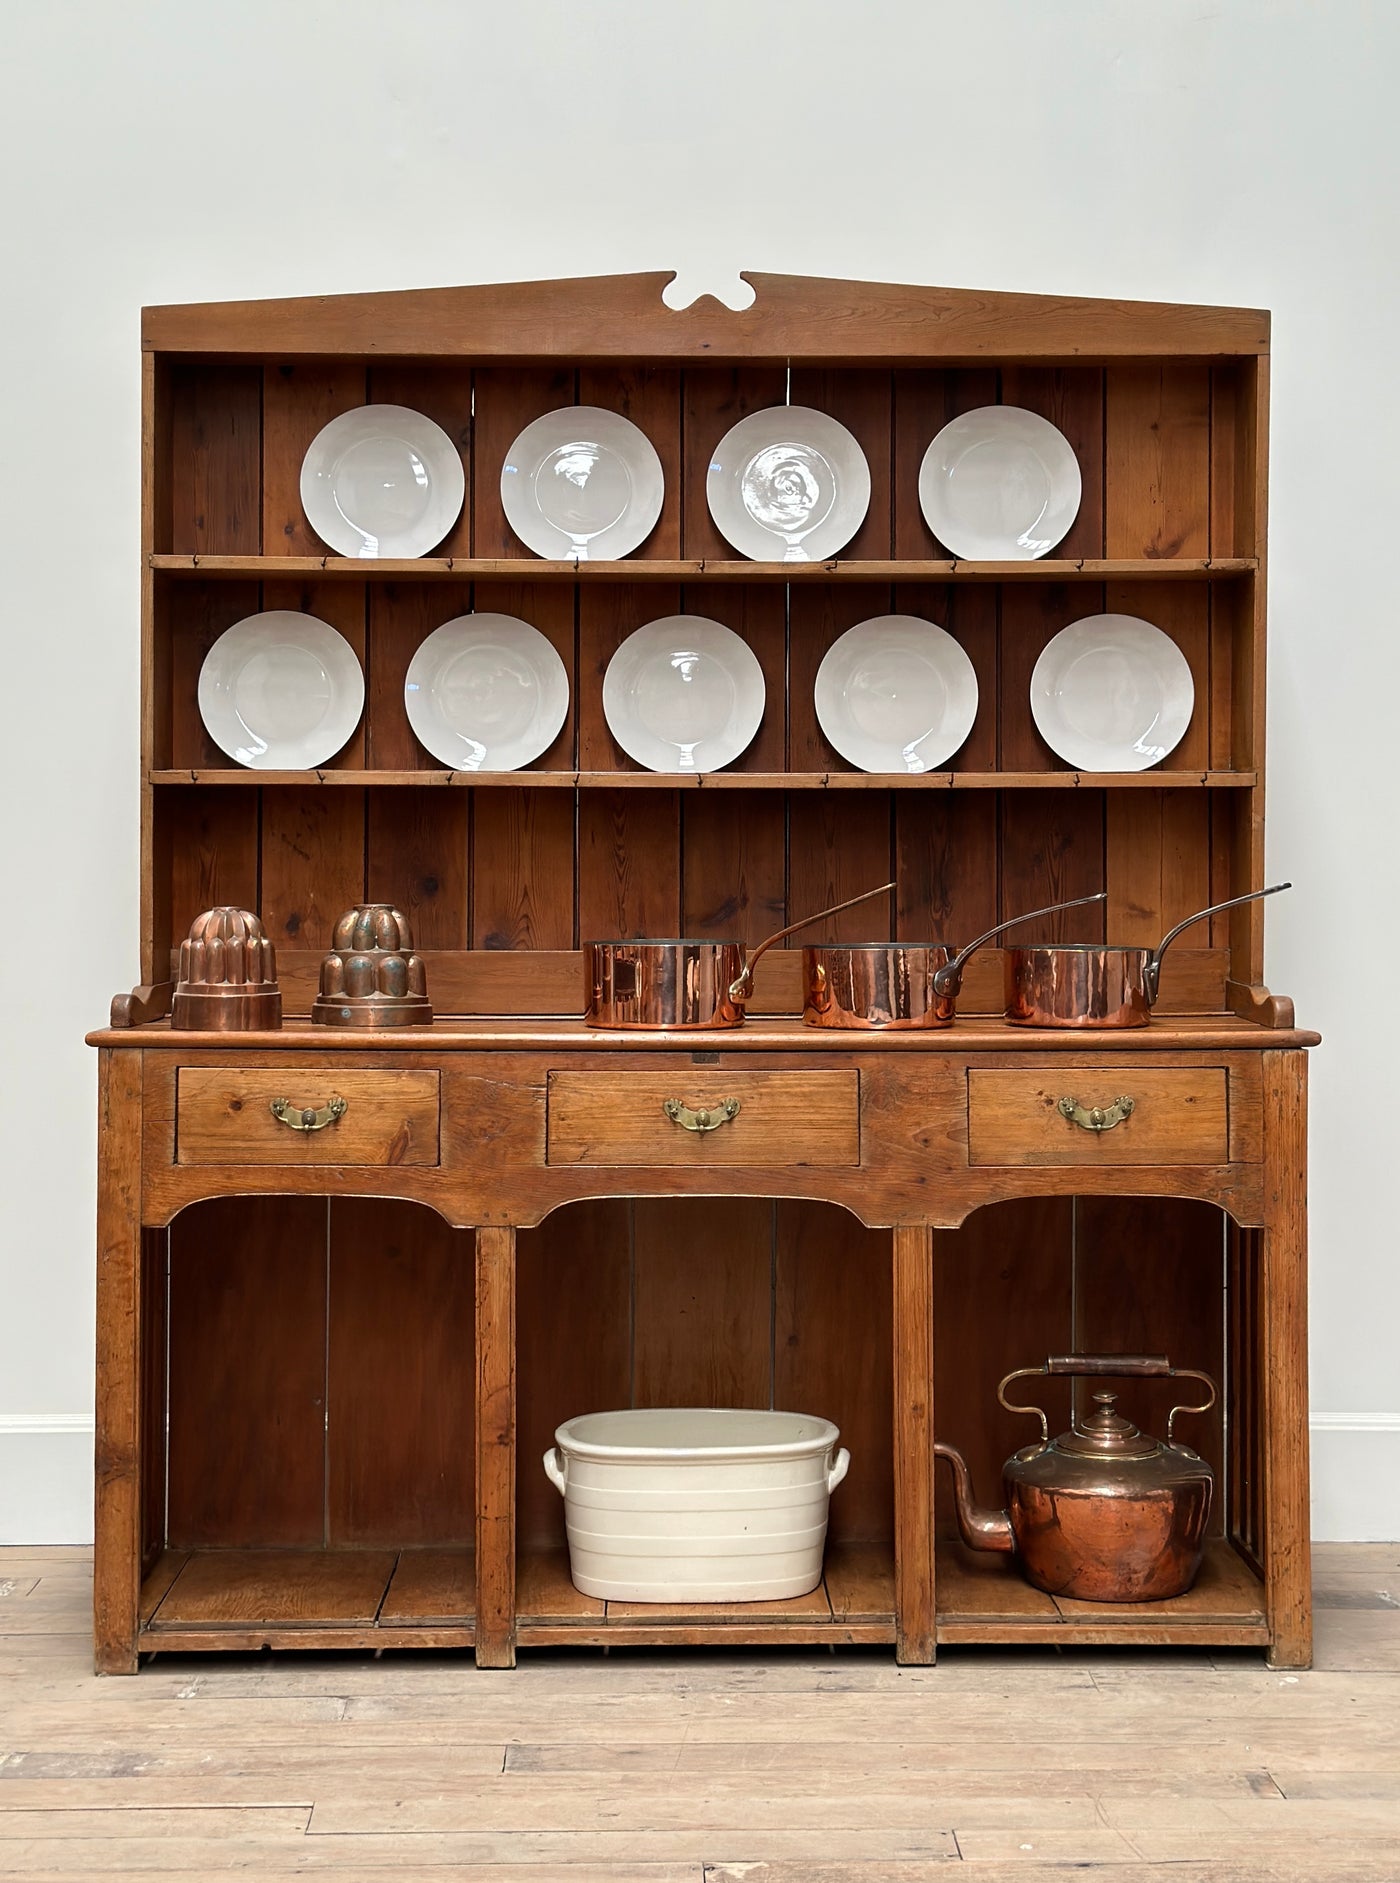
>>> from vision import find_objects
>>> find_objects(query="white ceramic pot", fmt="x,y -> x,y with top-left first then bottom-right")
544,1407 -> 850,1603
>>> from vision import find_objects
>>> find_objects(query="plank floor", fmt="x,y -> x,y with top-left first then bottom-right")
1,1543 -> 1398,1879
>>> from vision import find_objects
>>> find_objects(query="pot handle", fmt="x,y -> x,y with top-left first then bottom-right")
932,890 -> 1108,998
827,1447 -> 851,1495
543,1447 -> 567,1495
1144,881 -> 1291,1005
999,1354 -> 1217,1443
728,880 -> 895,1005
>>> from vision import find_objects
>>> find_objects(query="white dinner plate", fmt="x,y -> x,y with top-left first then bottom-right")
501,406 -> 664,560
602,616 -> 765,773
814,615 -> 979,774
404,614 -> 570,772
1030,614 -> 1194,771
707,405 -> 870,561
300,404 -> 465,559
198,611 -> 365,769
918,405 -> 1081,559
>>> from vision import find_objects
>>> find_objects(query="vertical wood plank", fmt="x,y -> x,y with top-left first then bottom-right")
474,367 -> 576,558
890,583 -> 996,772
473,581 -> 577,770
1104,578 -> 1209,772
162,788 -> 259,946
682,583 -> 786,773
475,1225 -> 517,1668
892,1224 -> 935,1663
1261,1051 -> 1312,1667
366,581 -> 473,770
789,369 -> 893,558
681,367 -> 788,559
578,366 -> 682,557
139,1227 -> 168,1574
262,363 -> 365,555
516,1201 -> 631,1548
789,583 -> 891,774
788,794 -> 894,940
895,793 -> 999,943
999,581 -> 1106,772
94,1051 -> 143,1674
578,582 -> 682,771
1209,363 -> 1241,559
366,788 -> 469,950
1105,363 -> 1211,558
472,790 -> 576,950
169,365 -> 262,554
775,1203 -> 893,1543
259,578 -> 368,769
579,790 -> 680,940
259,787 -> 366,952
328,1200 -> 475,1546
999,367 -> 1106,560
169,581 -> 262,769
368,364 -> 472,557
681,791 -> 786,942
892,368 -> 998,558
167,1198 -> 327,1548
999,788 -> 1106,941
1105,787 -> 1212,949
633,1200 -> 771,1409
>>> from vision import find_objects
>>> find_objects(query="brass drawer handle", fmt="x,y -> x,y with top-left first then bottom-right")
270,1096 -> 348,1132
662,1097 -> 741,1134
1059,1095 -> 1135,1133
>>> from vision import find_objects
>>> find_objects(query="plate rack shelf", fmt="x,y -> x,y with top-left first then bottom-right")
91,270 -> 1314,1674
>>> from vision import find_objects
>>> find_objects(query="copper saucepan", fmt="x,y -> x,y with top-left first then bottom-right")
801,891 -> 1110,1030
1004,882 -> 1292,1028
585,881 -> 896,1030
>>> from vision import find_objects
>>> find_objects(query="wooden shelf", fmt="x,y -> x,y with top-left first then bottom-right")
137,1547 -> 475,1651
148,767 -> 1258,791
935,1537 -> 1268,1647
515,1543 -> 896,1648
150,553 -> 1257,583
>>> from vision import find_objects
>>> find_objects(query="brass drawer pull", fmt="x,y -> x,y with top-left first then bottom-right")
270,1096 -> 348,1132
1059,1095 -> 1135,1133
662,1097 -> 741,1134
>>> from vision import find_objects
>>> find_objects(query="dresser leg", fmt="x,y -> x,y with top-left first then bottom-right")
1261,1051 -> 1312,1670
475,1225 -> 517,1668
893,1224 -> 937,1664
94,1050 -> 144,1675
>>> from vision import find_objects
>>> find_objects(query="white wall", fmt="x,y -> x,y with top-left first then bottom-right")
2,0 -> 1395,1541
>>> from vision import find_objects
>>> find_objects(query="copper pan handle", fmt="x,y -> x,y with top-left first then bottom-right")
728,880 -> 896,1005
1144,881 -> 1291,1005
1000,1353 -> 1217,1445
931,890 -> 1109,999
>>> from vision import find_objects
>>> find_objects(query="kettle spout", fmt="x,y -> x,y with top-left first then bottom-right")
934,1442 -> 1015,1553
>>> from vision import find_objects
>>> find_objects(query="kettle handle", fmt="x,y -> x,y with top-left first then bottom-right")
999,1353 -> 1217,1444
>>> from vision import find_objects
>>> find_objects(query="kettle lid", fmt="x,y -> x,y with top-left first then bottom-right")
1053,1391 -> 1161,1459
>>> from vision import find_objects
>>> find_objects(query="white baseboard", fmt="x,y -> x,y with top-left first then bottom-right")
0,1417 -> 94,1544
1,1415 -> 1397,1546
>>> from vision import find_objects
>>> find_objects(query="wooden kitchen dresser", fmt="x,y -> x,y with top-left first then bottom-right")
90,271 -> 1316,1672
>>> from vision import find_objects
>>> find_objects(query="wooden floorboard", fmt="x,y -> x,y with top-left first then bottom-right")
0,1544 -> 1397,1877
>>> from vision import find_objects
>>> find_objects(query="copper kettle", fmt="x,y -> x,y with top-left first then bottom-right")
934,1353 -> 1216,1602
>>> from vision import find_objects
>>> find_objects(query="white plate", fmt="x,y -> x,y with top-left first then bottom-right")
1030,614 -> 1194,771
919,405 -> 1081,559
707,405 -> 870,562
602,616 -> 765,773
404,614 -> 569,772
501,406 -> 664,560
198,611 -> 365,769
300,404 -> 465,559
814,615 -> 979,774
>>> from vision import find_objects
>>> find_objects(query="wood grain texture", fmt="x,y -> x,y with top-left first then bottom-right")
892,368 -> 999,558
365,580 -> 472,769
259,786 -> 366,952
999,366 -> 1106,560
161,787 -> 259,943
176,1068 -> 440,1167
472,789 -> 576,951
93,1051 -> 144,1674
475,1225 -> 517,1666
327,1199 -> 475,1546
168,365 -> 261,554
892,1224 -> 936,1662
151,1549 -> 395,1626
633,1198 -> 772,1410
681,790 -> 786,943
1106,363 -> 1211,558
368,362 -> 472,558
999,788 -> 1107,942
1261,1049 -> 1312,1667
262,362 -> 365,555
472,366 -> 575,558
788,794 -> 895,942
167,580 -> 262,769
578,789 -> 680,940
968,1068 -> 1229,1166
366,786 -> 469,949
166,1197 -> 328,1549
790,368 -> 893,558
579,365 -> 682,557
681,366 -> 788,558
547,1070 -> 859,1167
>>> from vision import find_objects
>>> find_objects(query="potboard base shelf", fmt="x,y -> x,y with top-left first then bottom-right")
138,1547 -> 475,1653
935,1536 -> 1268,1646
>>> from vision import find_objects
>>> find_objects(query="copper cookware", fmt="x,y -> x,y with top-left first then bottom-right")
311,904 -> 432,1028
802,891 -> 1109,1030
935,1352 -> 1216,1602
584,882 -> 896,1030
173,906 -> 282,1031
1003,882 -> 1290,1028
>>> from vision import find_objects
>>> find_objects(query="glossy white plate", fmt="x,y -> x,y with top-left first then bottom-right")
814,615 -> 979,774
1030,614 -> 1194,771
707,405 -> 870,562
300,404 -> 465,559
602,616 -> 765,773
404,614 -> 569,772
501,406 -> 664,560
919,405 -> 1081,559
198,611 -> 365,769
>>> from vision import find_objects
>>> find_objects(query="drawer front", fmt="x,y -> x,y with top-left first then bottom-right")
547,1070 -> 860,1167
967,1069 -> 1228,1167
177,1068 -> 441,1167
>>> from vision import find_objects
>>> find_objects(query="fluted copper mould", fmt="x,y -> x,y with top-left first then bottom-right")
584,882 -> 896,1029
935,1353 -> 1217,1602
801,890 -> 1109,1030
1004,882 -> 1292,1028
311,904 -> 432,1028
172,906 -> 281,1031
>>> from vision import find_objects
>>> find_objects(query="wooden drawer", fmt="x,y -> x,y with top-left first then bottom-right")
176,1068 -> 440,1167
967,1068 -> 1228,1167
547,1070 -> 860,1167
